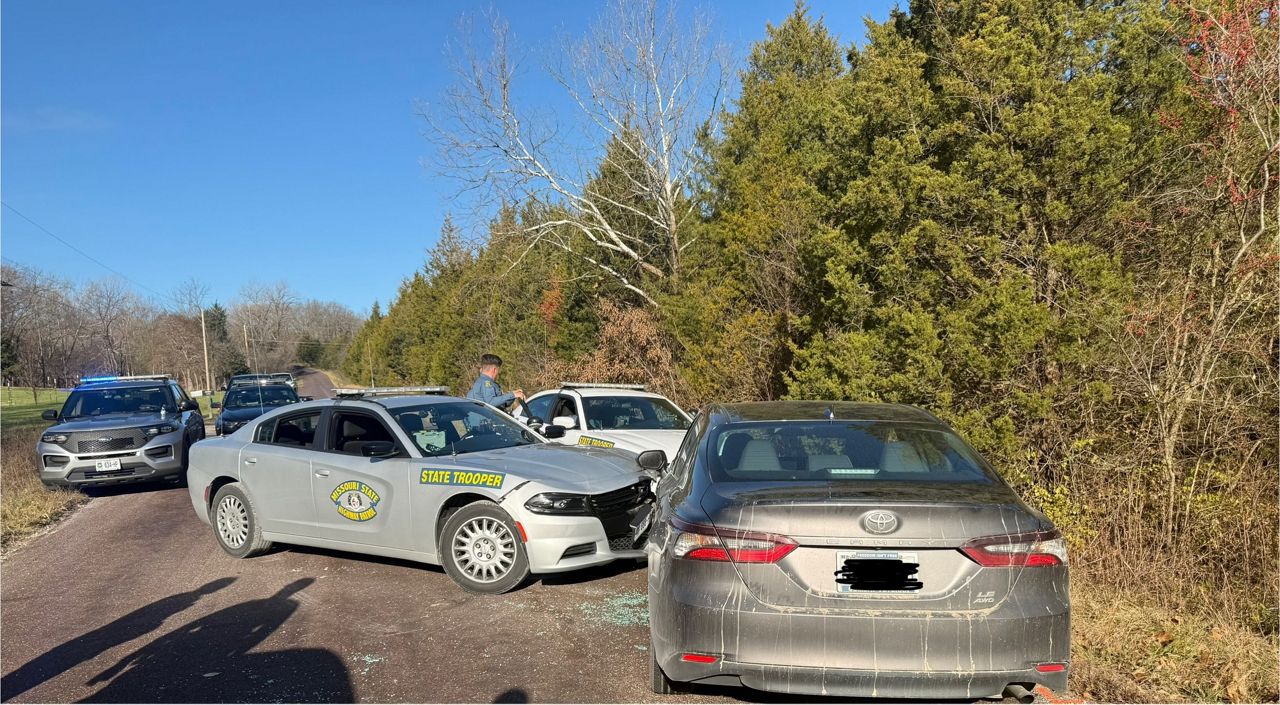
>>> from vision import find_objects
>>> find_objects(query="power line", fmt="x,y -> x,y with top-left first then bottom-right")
2,202 -> 166,298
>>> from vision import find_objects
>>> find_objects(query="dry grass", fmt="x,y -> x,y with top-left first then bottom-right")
1070,582 -> 1280,703
0,428 -> 85,548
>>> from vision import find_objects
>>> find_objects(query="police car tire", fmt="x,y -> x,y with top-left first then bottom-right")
211,483 -> 272,558
650,646 -> 679,694
440,501 -> 530,594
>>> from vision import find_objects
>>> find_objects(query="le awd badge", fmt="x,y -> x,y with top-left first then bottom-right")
419,469 -> 505,489
331,481 -> 380,521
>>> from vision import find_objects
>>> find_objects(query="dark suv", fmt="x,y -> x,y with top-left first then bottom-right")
36,375 -> 206,488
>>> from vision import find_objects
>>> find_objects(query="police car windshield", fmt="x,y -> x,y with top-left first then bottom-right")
393,402 -> 539,457
223,385 -> 297,409
583,396 -> 689,431
60,386 -> 175,419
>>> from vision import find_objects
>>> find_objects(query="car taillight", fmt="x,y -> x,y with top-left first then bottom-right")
961,530 -> 1067,567
670,517 -> 796,563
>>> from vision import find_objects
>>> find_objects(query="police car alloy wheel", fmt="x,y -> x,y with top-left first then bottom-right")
440,501 -> 530,594
211,483 -> 272,558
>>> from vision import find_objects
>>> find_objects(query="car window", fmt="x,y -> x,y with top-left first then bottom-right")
664,413 -> 705,492
60,385 -> 175,419
260,411 -> 320,448
223,385 -> 298,409
583,396 -> 689,431
525,394 -> 555,422
707,421 -> 996,483
329,412 -> 397,456
550,396 -> 579,426
392,401 -> 539,457
254,420 -> 275,443
170,384 -> 189,403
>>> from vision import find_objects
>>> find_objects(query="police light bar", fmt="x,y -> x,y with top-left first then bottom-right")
78,374 -> 172,385
332,386 -> 450,398
560,381 -> 647,391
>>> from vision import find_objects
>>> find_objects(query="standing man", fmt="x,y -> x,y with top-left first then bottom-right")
466,353 -> 525,410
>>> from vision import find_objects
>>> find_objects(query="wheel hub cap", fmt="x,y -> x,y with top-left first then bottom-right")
453,517 -> 516,583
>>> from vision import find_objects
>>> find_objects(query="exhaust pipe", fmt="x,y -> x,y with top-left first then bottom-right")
1003,684 -> 1035,704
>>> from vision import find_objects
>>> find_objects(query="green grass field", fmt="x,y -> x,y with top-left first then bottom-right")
0,388 -> 69,433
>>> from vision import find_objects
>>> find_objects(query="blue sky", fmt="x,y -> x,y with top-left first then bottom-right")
2,0 -> 894,314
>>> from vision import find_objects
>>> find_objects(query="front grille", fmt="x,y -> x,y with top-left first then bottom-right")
587,481 -> 651,515
588,480 -> 652,541
609,536 -> 638,552
65,429 -> 146,454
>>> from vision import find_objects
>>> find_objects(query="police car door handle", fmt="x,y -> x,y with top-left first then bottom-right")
244,457 -> 257,465
314,469 -> 330,478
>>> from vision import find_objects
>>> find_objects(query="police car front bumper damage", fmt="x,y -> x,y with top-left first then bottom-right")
503,480 -> 652,574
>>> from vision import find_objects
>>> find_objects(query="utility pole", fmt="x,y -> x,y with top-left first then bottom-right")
200,308 -> 212,392
243,323 -> 252,371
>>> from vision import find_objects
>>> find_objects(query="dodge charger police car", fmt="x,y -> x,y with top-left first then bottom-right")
513,383 -> 692,459
186,386 -> 654,593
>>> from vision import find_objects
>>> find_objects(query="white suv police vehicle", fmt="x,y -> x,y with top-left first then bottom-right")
513,383 -> 692,459
187,387 -> 656,594
36,375 -> 206,488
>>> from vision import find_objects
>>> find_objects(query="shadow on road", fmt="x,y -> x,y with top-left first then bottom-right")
77,578 -> 351,703
537,558 -> 643,587
493,687 -> 529,703
0,578 -> 236,701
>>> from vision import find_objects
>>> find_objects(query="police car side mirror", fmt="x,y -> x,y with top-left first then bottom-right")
361,441 -> 398,458
210,401 -> 221,409
180,400 -> 199,412
42,409 -> 58,421
637,449 -> 668,471
542,424 -> 566,439
552,415 -> 577,429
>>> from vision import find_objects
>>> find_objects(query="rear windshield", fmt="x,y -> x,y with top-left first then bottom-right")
60,385 -> 175,419
583,396 -> 689,431
708,421 -> 996,483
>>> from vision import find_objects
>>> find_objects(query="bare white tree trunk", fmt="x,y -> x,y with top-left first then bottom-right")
423,0 -> 728,305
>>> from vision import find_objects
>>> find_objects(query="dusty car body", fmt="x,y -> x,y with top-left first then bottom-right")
645,401 -> 1070,700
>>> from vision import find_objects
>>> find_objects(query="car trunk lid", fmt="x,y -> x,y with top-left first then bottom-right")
698,481 -> 1044,612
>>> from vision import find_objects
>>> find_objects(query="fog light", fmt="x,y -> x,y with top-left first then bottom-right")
43,455 -> 70,467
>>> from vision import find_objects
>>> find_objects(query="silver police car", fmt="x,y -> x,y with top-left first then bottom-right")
36,375 -> 206,488
186,387 -> 655,594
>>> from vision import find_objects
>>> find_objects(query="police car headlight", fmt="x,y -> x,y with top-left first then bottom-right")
144,424 -> 177,437
41,433 -> 68,444
524,493 -> 591,515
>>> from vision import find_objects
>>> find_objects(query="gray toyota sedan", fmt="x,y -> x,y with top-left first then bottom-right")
644,401 -> 1069,701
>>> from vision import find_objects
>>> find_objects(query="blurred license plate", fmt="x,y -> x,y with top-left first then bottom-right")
835,551 -> 919,593
94,458 -> 122,472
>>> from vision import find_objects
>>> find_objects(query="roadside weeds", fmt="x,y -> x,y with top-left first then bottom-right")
1,428 -> 87,551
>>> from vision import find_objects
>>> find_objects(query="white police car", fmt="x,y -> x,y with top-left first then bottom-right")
186,387 -> 656,594
512,383 -> 692,459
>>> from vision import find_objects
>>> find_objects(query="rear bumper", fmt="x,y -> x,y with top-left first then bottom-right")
672,661 -> 1067,700
649,560 -> 1070,699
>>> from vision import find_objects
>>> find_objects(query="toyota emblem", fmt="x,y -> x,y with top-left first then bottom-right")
862,510 -> 899,535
